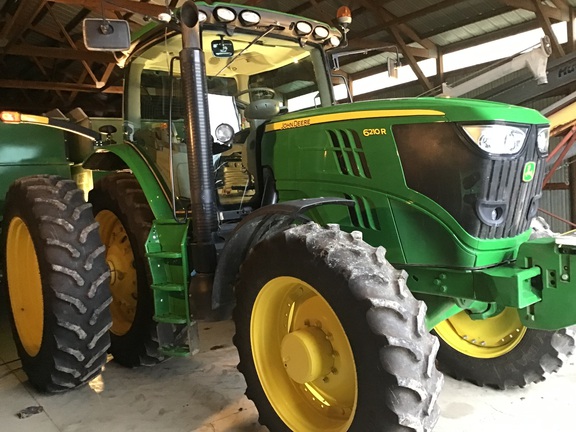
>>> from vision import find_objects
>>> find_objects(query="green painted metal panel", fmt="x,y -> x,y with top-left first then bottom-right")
517,238 -> 576,330
146,218 -> 193,356
88,144 -> 173,220
0,123 -> 72,215
262,99 -> 538,269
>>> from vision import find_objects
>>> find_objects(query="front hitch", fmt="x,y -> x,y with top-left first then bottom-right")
517,236 -> 576,330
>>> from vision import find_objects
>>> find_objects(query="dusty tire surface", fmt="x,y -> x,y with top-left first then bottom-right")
234,222 -> 443,432
2,175 -> 112,392
89,172 -> 167,367
434,318 -> 575,389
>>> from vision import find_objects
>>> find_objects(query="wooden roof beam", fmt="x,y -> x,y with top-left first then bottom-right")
0,79 -> 122,93
4,45 -> 114,62
0,0 -> 45,50
356,0 -> 434,90
45,2 -> 99,85
532,0 -> 565,57
49,0 -> 166,17
500,0 -> 569,21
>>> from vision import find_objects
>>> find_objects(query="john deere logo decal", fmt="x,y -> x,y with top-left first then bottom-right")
522,161 -> 536,182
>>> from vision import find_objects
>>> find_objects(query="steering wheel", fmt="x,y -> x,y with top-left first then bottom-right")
235,87 -> 276,110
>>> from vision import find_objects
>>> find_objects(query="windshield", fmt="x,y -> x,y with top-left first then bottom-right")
123,28 -> 331,203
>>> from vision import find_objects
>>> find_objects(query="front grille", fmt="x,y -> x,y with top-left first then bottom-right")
393,123 -> 545,240
478,142 -> 544,238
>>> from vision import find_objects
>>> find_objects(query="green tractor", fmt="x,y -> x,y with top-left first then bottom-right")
3,1 -> 576,430
0,112 -> 113,392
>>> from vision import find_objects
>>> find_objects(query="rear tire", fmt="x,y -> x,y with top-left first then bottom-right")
234,223 -> 442,432
1,175 -> 112,392
89,172 -> 165,367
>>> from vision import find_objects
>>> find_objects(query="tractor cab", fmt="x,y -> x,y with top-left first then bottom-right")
120,10 -> 341,220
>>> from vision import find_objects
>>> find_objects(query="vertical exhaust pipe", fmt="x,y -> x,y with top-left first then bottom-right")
180,1 -> 218,317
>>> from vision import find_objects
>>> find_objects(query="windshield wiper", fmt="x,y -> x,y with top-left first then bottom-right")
215,24 -> 281,77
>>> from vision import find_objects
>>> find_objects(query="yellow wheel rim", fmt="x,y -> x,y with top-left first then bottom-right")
435,307 -> 527,358
96,210 -> 137,336
251,276 -> 357,432
6,217 -> 44,357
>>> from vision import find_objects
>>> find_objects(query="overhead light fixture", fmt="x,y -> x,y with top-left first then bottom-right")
214,7 -> 236,23
239,10 -> 260,26
295,21 -> 313,36
328,35 -> 341,48
313,26 -> 330,40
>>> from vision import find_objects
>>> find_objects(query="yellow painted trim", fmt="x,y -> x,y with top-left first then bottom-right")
251,276 -> 357,431
96,210 -> 138,336
20,114 -> 49,124
264,109 -> 445,132
7,217 -> 44,357
435,308 -> 527,359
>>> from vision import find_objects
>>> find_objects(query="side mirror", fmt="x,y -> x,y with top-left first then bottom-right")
387,57 -> 399,79
83,18 -> 131,51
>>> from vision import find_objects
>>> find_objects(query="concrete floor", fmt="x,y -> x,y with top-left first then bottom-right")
1,314 -> 576,432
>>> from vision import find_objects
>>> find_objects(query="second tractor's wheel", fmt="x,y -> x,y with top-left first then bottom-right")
433,308 -> 575,389
1,175 -> 112,392
89,172 -> 165,367
234,222 -> 442,432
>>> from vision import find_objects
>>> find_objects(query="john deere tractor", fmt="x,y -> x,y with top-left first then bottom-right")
3,1 -> 576,431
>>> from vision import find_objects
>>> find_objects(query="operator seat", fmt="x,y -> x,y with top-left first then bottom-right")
241,98 -> 281,193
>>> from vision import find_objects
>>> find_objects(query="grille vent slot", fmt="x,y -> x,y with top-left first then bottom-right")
328,129 -> 372,179
344,194 -> 380,230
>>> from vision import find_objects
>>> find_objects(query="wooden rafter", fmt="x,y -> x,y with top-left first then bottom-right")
45,2 -> 99,84
532,0 -> 565,57
499,0 -> 569,21
356,0 -> 435,90
4,45 -> 115,62
0,79 -> 122,93
0,0 -> 46,50
48,0 -> 166,16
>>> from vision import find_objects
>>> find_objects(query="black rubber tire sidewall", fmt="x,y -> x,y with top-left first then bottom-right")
433,326 -> 574,388
2,175 -> 112,392
89,172 -> 160,367
234,224 -> 441,432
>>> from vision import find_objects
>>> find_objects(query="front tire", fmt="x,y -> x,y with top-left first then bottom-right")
434,309 -> 575,388
234,223 -> 442,432
1,175 -> 112,392
89,172 -> 165,367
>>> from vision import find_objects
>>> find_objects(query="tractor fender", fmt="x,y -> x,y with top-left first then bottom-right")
83,144 -> 173,219
212,197 -> 354,315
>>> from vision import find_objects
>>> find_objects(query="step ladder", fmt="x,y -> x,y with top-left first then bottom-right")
146,219 -> 199,356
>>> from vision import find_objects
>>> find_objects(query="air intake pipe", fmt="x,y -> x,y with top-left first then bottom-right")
180,1 -> 218,317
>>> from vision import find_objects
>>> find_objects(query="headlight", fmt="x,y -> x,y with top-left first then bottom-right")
313,26 -> 330,40
295,21 -> 312,36
215,123 -> 234,145
239,10 -> 260,26
537,127 -> 549,154
214,7 -> 236,23
462,124 -> 528,155
328,35 -> 341,48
